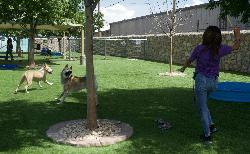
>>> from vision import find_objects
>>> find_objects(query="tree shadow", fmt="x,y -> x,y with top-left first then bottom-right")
0,99 -> 86,152
73,87 -> 250,153
15,88 -> 43,93
1,87 -> 250,153
221,70 -> 250,77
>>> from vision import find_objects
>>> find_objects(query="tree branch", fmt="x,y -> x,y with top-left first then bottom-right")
84,0 -> 99,12
92,0 -> 100,11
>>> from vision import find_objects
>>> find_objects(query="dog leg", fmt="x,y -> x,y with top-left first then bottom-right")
38,81 -> 43,88
95,94 -> 99,106
95,81 -> 99,106
60,93 -> 68,104
45,80 -> 53,85
25,80 -> 32,94
58,92 -> 69,104
95,86 -> 99,106
25,85 -> 29,93
15,85 -> 20,94
55,91 -> 64,101
14,75 -> 25,93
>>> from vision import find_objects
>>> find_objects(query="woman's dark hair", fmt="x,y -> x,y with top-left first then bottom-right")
7,38 -> 12,44
202,26 -> 222,57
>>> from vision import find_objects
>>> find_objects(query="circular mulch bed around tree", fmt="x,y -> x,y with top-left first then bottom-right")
46,119 -> 133,147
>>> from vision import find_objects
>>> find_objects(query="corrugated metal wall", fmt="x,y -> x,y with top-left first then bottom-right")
110,4 -> 250,36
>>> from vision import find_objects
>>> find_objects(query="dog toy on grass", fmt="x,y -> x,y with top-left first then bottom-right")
155,118 -> 172,132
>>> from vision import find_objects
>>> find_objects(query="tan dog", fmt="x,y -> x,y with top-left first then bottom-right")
56,64 -> 98,105
15,63 -> 53,93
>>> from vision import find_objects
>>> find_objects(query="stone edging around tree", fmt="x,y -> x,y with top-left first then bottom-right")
46,119 -> 133,147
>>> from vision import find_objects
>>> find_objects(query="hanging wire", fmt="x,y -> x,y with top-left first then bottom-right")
102,0 -> 126,8
142,0 -> 194,35
143,0 -> 172,34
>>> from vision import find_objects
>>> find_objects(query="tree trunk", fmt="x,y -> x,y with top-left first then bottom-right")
169,34 -> 173,73
58,38 -> 62,53
28,24 -> 36,66
169,0 -> 176,73
16,37 -> 21,57
85,3 -> 98,130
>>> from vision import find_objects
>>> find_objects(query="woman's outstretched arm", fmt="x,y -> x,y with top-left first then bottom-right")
231,27 -> 241,51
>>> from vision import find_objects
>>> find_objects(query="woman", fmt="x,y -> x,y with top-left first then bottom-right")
5,38 -> 14,61
179,26 -> 241,144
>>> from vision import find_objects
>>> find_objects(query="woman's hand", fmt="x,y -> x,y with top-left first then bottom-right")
232,27 -> 241,51
233,27 -> 240,40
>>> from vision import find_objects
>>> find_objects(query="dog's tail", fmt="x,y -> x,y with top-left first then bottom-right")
84,75 -> 98,89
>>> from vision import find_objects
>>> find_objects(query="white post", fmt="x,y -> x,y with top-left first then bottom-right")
80,28 -> 85,65
104,39 -> 106,59
63,32 -> 66,59
69,38 -> 71,60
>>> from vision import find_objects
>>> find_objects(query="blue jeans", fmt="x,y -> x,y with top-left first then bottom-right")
195,73 -> 217,137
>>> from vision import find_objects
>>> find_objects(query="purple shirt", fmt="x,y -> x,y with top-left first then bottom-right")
189,44 -> 232,77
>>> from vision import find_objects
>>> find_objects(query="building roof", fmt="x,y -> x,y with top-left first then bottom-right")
110,3 -> 208,25
0,22 -> 83,31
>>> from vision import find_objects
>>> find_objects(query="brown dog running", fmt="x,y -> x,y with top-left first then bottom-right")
15,63 -> 53,93
56,64 -> 98,105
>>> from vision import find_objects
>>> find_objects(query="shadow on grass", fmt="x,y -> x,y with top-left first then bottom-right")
221,70 -> 250,77
15,88 -> 43,93
60,87 -> 250,153
0,54 -> 61,72
0,99 -> 86,152
1,87 -> 250,153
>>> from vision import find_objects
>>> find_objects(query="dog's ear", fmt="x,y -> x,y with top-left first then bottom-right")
65,64 -> 68,68
43,63 -> 46,67
70,66 -> 72,70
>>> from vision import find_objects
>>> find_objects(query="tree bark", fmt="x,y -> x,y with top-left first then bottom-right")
169,35 -> 173,73
85,1 -> 98,130
58,38 -> 62,53
28,24 -> 36,66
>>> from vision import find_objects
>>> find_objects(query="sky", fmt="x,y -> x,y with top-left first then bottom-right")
99,0 -> 208,30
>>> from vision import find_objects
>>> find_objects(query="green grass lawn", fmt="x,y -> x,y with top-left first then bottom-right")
0,55 -> 250,154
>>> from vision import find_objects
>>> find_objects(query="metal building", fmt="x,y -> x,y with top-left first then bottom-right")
109,3 -> 250,36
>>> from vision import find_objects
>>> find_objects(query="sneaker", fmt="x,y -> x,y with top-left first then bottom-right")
200,134 -> 212,144
210,124 -> 218,134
